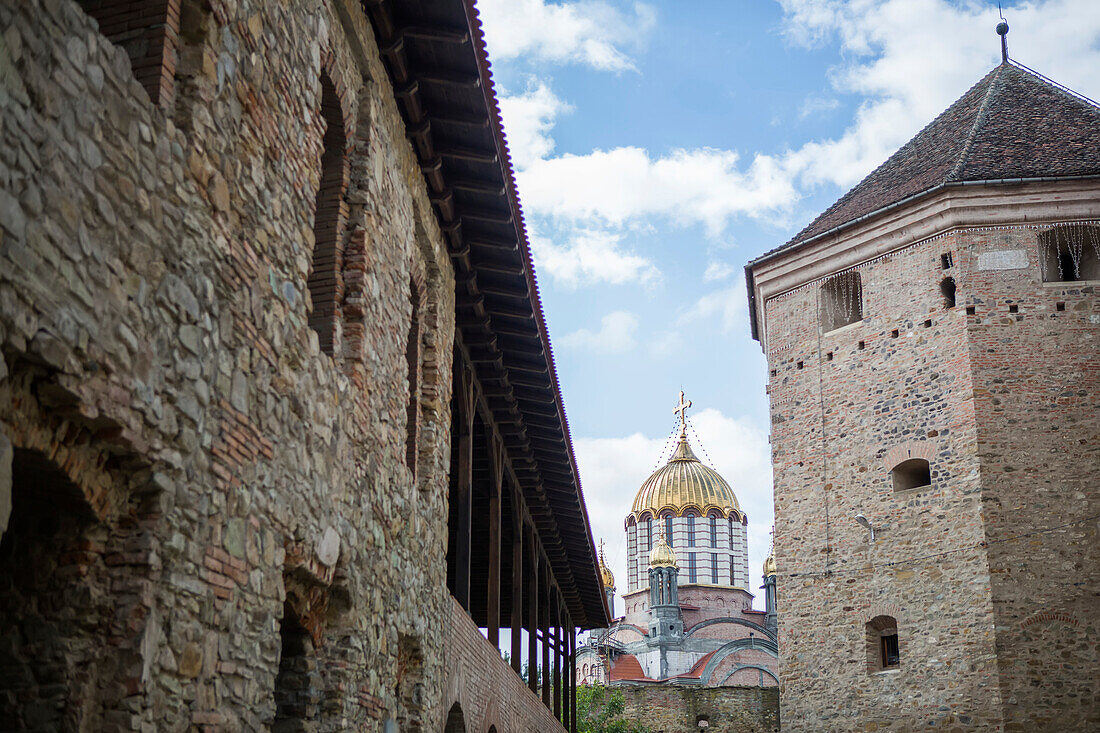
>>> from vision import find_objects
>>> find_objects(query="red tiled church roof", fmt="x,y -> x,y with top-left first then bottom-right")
761,61 -> 1100,258
608,654 -> 649,682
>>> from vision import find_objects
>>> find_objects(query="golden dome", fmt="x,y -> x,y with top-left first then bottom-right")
649,531 -> 678,569
763,552 -> 776,577
598,541 -> 615,589
630,435 -> 740,518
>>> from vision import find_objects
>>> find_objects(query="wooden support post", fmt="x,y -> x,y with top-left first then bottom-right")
569,625 -> 577,733
552,600 -> 561,721
528,530 -> 539,695
542,566 -> 551,708
511,505 -> 523,675
454,358 -> 474,611
487,435 -> 502,647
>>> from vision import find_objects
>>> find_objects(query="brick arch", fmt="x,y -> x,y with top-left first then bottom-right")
883,441 -> 935,472
862,602 -> 904,624
0,368 -> 168,728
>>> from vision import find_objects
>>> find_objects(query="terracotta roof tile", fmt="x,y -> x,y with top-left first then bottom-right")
760,62 -> 1100,259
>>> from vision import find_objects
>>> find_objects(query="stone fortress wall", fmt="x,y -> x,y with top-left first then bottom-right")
0,0 -> 463,729
759,184 -> 1100,730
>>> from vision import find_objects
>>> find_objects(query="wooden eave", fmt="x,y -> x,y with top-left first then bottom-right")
362,0 -> 609,630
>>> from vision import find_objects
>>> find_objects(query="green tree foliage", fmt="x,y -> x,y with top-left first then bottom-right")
576,684 -> 651,733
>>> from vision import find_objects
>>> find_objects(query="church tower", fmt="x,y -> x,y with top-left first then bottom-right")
624,393 -> 748,593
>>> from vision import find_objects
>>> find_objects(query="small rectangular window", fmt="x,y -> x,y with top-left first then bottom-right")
858,340 -> 866,350
881,634 -> 900,668
825,351 -> 834,361
689,553 -> 697,583
711,553 -> 718,584
966,306 -> 976,316
710,516 -> 717,545
890,329 -> 899,339
1008,304 -> 1018,313
729,555 -> 736,585
941,253 -> 953,270
1056,302 -> 1066,312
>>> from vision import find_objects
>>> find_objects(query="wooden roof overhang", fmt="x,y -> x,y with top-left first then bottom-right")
361,0 -> 610,630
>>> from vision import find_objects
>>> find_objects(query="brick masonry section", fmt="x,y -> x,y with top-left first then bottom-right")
442,596 -> 566,732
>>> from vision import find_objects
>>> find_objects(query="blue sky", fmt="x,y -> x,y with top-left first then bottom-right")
475,0 -> 1100,611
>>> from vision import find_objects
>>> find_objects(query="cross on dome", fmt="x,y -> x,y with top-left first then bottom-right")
673,391 -> 692,436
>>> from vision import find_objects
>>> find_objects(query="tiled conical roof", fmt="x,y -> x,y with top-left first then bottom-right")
771,61 -> 1100,255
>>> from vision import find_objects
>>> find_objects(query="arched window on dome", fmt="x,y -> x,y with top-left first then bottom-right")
644,517 -> 652,552
687,515 -> 696,547
665,515 -> 674,547
709,515 -> 717,546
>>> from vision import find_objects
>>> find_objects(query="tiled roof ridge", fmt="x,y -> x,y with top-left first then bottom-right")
1006,59 -> 1100,114
776,67 -> 999,251
948,64 -> 1006,181
753,59 -> 1100,263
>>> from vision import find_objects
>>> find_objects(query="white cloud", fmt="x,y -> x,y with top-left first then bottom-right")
529,227 -> 660,288
777,0 -> 1100,188
477,0 -> 656,71
498,81 -> 571,171
677,280 -> 748,335
704,261 -> 736,282
558,310 -> 640,352
575,407 -> 774,610
798,95 -> 840,120
518,147 -> 799,236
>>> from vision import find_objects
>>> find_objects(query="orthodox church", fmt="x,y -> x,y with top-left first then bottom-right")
575,395 -> 779,689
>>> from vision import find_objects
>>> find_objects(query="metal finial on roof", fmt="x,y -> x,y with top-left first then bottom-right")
996,6 -> 1010,63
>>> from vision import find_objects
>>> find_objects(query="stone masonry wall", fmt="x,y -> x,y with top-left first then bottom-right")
0,0 -> 459,730
616,686 -> 779,733
960,227 -> 1099,731
764,214 -> 1099,731
765,229 -> 1000,730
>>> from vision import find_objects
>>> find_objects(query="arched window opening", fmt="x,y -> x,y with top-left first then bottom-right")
709,515 -> 717,545
688,552 -> 698,583
405,277 -> 423,477
711,553 -> 719,584
274,602 -> 320,727
664,515 -> 674,546
444,703 -> 466,733
940,277 -> 956,309
820,271 -> 863,332
307,69 -> 349,355
172,0 -> 216,128
0,448 -> 104,728
687,514 -> 696,547
891,458 -> 931,491
644,517 -> 652,551
1039,224 -> 1100,282
866,615 -> 900,672
76,0 -> 179,104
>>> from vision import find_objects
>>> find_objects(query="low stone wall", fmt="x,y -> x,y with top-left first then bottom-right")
616,685 -> 779,733
442,595 -> 566,732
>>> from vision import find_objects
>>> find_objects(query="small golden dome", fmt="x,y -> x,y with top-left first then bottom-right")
631,435 -> 740,518
763,552 -> 776,577
598,541 -> 615,589
649,531 -> 678,569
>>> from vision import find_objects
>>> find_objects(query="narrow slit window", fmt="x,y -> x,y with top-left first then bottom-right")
405,278 -> 423,476
307,69 -> 348,355
687,515 -> 696,547
820,271 -> 863,332
940,277 -> 956,308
